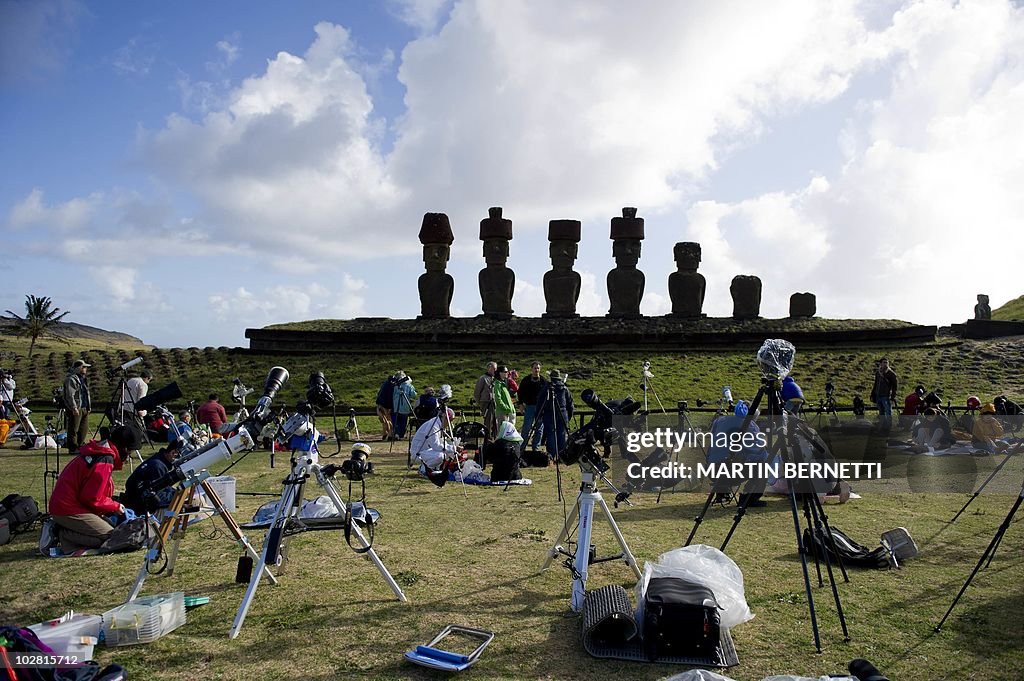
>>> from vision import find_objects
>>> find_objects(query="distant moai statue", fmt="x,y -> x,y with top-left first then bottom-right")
417,213 -> 454,319
668,242 -> 705,318
975,294 -> 992,320
543,220 -> 582,318
478,207 -> 515,319
607,207 -> 645,318
730,275 -> 762,319
789,292 -> 817,318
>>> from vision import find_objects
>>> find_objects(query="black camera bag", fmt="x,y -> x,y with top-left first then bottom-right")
0,493 -> 40,536
642,577 -> 720,661
486,440 -> 522,481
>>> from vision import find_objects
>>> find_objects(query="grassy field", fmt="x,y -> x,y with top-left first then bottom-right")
2,333 -> 1023,679
3,332 -> 1023,418
1,416 -> 1022,681
992,295 -> 1024,321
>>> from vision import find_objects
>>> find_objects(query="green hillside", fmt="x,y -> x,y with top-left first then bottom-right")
992,294 -> 1024,320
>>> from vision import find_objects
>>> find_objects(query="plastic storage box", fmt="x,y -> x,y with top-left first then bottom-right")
101,592 -> 186,646
28,613 -> 101,660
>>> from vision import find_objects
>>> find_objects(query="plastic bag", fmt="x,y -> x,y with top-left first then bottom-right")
663,670 -> 739,681
636,544 -> 754,630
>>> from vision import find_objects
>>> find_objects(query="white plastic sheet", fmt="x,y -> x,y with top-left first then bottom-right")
636,544 -> 754,630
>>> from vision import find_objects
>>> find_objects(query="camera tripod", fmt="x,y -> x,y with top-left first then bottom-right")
639,360 -> 666,431
95,370 -> 151,466
230,441 -> 407,639
0,379 -> 38,447
949,439 -> 1024,523
811,392 -> 840,431
686,378 -> 850,652
41,413 -> 64,511
126,475 -> 277,610
936,477 -> 1023,632
540,459 -> 641,612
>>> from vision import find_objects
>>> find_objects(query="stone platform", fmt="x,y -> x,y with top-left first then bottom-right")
245,317 -> 937,354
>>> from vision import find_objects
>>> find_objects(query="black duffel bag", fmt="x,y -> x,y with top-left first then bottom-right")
642,577 -> 721,661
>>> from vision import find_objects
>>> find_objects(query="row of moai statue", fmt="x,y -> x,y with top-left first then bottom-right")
417,207 -> 817,320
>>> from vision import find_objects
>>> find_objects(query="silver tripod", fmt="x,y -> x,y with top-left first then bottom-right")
230,440 -> 407,639
541,460 -> 642,612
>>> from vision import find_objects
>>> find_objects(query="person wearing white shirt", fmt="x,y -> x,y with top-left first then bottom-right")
410,407 -> 459,470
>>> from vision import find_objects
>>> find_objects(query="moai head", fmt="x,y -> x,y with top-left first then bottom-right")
480,206 -> 512,266
419,212 -> 454,271
978,294 -> 989,306
548,219 -> 581,269
674,242 -> 701,272
610,207 -> 644,266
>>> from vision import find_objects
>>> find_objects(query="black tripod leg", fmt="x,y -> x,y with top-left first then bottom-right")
802,496 -> 824,587
685,492 -> 717,547
808,494 -> 851,641
813,493 -> 850,583
788,483 -> 822,652
936,492 -> 1024,632
950,446 -> 1017,523
720,493 -> 751,552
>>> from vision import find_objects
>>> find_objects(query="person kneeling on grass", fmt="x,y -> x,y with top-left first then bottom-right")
911,407 -> 953,451
411,407 -> 461,473
49,427 -> 134,553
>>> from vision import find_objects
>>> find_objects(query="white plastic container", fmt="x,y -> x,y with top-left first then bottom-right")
28,613 -> 101,659
101,592 -> 186,647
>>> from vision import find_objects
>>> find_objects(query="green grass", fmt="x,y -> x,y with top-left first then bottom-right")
1,417 -> 1022,680
992,295 -> 1024,321
3,333 -> 1023,417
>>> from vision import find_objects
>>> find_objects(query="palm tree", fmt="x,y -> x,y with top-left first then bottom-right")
4,295 -> 71,358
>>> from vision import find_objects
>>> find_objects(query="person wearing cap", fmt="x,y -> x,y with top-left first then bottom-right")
781,376 -> 804,415
391,372 -> 417,439
487,421 -> 524,482
900,385 -> 926,428
120,368 -> 153,424
49,426 -> 131,552
955,395 -> 982,435
410,406 -> 459,471
63,359 -> 93,453
414,386 -> 440,421
535,369 -> 574,459
493,366 -> 517,427
168,410 -> 196,444
122,439 -> 184,515
517,361 -> 547,454
972,403 -> 1005,454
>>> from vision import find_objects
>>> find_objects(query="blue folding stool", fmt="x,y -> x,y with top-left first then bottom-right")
404,625 -> 494,672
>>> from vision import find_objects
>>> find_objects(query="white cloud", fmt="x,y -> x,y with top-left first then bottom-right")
89,265 -> 137,302
386,0 -> 452,33
208,276 -> 369,326
216,37 -> 240,65
111,36 -> 155,76
7,188 -> 99,230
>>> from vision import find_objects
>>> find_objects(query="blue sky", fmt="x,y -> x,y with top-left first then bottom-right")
3,0 -> 1023,347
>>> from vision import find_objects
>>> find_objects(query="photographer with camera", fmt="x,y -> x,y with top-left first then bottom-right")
781,376 -> 804,414
536,370 -> 574,459
49,425 -> 138,552
122,439 -> 184,514
119,369 -> 153,423
391,372 -> 417,439
410,406 -> 460,472
706,400 -> 770,507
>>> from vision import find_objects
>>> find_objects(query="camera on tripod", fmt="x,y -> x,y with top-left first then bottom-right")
306,371 -> 335,410
336,442 -> 374,481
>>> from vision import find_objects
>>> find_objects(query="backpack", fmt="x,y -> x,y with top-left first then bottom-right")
0,494 -> 40,538
642,577 -> 721,661
803,526 -> 890,569
0,625 -> 128,680
99,518 -> 157,554
486,441 -> 522,482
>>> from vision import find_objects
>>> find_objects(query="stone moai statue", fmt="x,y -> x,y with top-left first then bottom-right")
543,219 -> 582,318
730,275 -> 762,319
607,207 -> 645,318
975,294 -> 992,320
417,213 -> 455,319
789,292 -> 816,318
668,242 -> 705,318
478,207 -> 515,319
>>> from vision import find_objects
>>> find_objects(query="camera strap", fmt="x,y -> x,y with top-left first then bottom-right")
344,477 -> 373,554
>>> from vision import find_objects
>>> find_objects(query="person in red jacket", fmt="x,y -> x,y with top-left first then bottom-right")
49,429 -> 129,552
196,393 -> 228,434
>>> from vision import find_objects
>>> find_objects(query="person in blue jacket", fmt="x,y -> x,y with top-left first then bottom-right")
706,400 -> 770,507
